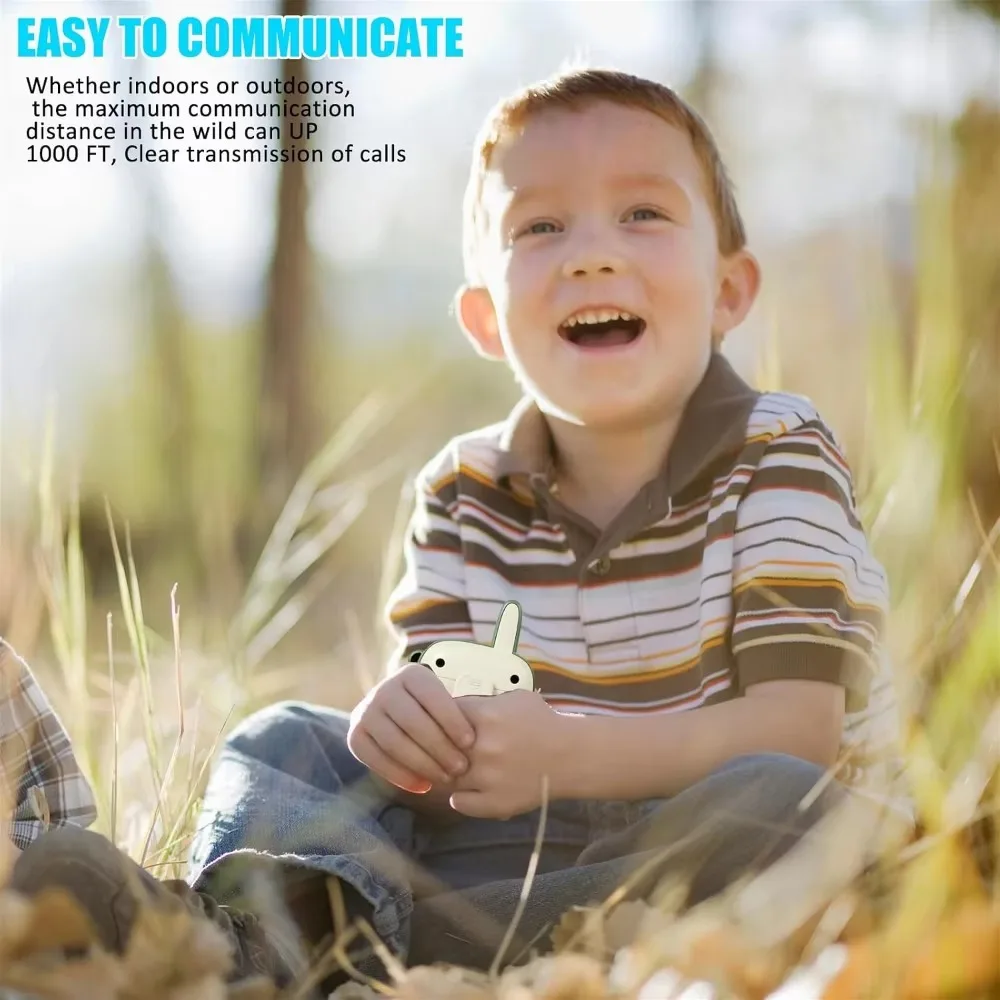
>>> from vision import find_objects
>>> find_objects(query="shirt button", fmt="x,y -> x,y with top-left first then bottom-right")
589,555 -> 612,576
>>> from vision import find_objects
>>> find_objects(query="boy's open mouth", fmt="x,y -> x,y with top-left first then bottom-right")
558,309 -> 646,348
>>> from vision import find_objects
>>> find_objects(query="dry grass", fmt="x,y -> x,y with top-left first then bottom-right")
2,190 -> 999,998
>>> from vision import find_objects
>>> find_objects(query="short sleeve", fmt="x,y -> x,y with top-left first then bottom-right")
383,447 -> 474,669
730,419 -> 889,714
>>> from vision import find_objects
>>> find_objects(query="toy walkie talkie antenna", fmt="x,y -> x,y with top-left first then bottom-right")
491,601 -> 522,655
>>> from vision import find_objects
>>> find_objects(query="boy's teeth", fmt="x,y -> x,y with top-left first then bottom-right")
566,309 -> 636,326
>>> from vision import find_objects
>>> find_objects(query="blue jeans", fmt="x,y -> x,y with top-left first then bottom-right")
188,701 -> 842,973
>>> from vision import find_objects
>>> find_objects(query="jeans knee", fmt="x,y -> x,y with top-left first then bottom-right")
713,752 -> 836,812
224,700 -> 351,766
723,751 -> 823,778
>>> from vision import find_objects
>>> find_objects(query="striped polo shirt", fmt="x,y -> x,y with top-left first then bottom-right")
386,353 -> 903,795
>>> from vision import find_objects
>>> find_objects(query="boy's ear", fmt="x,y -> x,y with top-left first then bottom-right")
711,249 -> 761,344
454,285 -> 505,361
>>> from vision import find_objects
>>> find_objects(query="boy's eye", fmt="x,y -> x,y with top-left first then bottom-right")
626,207 -> 665,222
520,220 -> 559,236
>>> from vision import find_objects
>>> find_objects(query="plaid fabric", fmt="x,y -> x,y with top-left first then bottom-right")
1,638 -> 98,849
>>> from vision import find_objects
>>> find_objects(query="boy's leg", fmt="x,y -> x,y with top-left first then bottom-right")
189,712 -> 846,974
186,700 -> 422,965
407,752 -> 846,969
185,700 -> 593,978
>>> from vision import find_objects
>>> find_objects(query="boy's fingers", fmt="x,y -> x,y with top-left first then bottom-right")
385,693 -> 468,777
364,714 -> 453,786
403,667 -> 476,750
350,730 -> 431,793
448,791 -> 496,819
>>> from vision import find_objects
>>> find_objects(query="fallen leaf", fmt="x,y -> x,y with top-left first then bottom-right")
547,906 -> 605,957
0,949 -> 126,1000
515,953 -> 610,999
0,890 -> 33,960
396,964 -> 495,1000
225,975 -> 280,1000
8,887 -> 99,961
325,980 -> 385,1000
822,899 -> 1000,1000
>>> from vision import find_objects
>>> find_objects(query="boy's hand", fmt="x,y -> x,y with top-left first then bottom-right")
449,691 -> 567,820
348,663 -> 476,793
393,779 -> 461,819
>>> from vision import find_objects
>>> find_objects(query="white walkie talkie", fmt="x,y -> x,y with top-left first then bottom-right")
411,602 -> 535,697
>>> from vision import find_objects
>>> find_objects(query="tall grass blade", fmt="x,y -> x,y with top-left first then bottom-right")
104,500 -> 164,796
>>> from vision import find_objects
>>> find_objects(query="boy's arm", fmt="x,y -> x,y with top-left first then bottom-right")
378,451 -> 476,814
555,680 -> 845,801
553,419 -> 887,802
1,639 -> 99,850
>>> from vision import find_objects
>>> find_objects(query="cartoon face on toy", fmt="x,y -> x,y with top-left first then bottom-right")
411,602 -> 535,697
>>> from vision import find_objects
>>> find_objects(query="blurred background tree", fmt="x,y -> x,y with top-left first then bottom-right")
954,0 -> 1000,531
255,0 -> 319,546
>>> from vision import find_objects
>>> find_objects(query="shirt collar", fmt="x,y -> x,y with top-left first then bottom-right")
495,351 -> 760,498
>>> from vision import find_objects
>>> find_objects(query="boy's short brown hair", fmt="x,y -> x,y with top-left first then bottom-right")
461,67 -> 747,288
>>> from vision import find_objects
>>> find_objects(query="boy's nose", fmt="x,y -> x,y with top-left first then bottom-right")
561,233 -> 628,278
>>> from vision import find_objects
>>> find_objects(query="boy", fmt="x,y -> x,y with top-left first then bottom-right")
12,67 -> 904,993
0,638 -> 98,853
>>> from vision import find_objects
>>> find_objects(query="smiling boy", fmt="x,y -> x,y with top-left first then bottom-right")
12,68 -> 902,992
356,73 -> 891,814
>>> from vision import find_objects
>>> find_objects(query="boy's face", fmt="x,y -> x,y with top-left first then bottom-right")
459,101 -> 759,429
